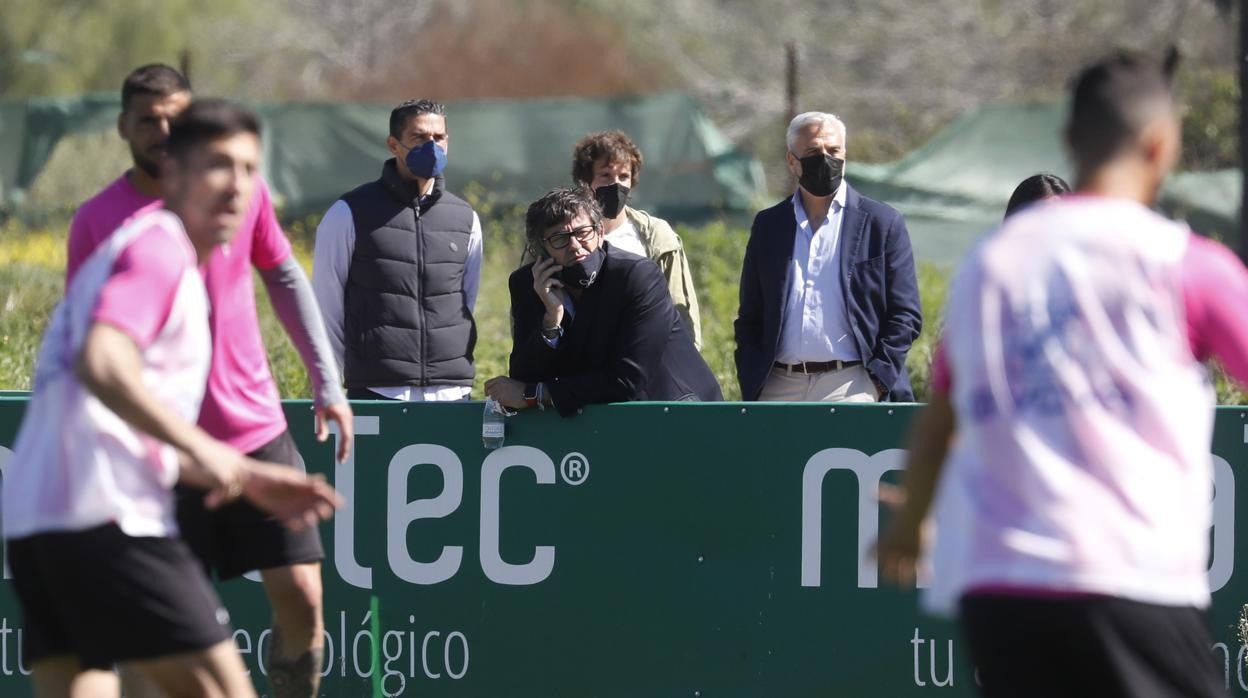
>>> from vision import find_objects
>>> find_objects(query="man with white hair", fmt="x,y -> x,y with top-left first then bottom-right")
734,111 -> 922,402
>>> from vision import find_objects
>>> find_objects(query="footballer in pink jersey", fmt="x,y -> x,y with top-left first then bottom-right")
8,99 -> 341,698
878,51 -> 1247,698
65,65 -> 352,698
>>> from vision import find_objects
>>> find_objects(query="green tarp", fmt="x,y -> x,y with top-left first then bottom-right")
3,95 -> 1237,266
851,101 -> 1241,266
0,92 -> 766,221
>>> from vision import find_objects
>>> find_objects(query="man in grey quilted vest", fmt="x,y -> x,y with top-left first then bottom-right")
313,99 -> 483,401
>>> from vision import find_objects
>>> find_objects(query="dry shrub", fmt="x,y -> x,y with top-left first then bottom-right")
339,0 -> 673,101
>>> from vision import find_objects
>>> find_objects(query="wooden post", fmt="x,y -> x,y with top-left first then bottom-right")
786,41 -> 798,121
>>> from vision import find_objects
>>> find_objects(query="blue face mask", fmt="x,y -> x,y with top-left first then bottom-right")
559,246 -> 604,289
404,140 -> 447,179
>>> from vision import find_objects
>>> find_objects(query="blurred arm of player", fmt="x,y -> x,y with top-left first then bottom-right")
874,390 -> 955,587
1183,235 -> 1248,385
260,256 -> 354,463
77,322 -> 343,530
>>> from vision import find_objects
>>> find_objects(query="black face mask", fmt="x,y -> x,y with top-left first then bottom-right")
559,246 -> 605,289
797,153 -> 844,197
594,183 -> 630,219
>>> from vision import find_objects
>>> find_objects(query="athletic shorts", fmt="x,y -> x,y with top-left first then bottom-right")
960,593 -> 1226,698
176,430 -> 324,580
7,523 -> 231,669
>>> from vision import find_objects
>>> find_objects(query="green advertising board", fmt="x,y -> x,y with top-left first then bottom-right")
0,398 -> 1246,696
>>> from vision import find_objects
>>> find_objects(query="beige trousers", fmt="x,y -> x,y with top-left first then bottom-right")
758,364 -> 879,402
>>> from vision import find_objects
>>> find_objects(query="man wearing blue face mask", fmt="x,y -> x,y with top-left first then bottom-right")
313,99 -> 483,401
734,111 -> 922,403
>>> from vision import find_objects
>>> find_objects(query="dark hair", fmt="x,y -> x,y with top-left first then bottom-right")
389,99 -> 447,139
1004,173 -> 1071,218
1066,48 -> 1178,171
121,64 -> 191,112
167,99 -> 261,162
525,186 -> 603,249
571,130 -> 643,185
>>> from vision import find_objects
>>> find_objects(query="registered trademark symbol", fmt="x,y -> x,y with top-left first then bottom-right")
560,452 -> 590,485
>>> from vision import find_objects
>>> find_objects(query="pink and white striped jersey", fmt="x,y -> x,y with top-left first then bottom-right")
67,174 -> 292,453
924,195 -> 1248,613
3,210 -> 209,540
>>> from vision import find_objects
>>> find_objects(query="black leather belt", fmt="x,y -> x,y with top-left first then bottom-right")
773,359 -> 862,374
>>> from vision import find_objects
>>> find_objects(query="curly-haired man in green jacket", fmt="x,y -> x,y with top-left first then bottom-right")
569,130 -> 703,349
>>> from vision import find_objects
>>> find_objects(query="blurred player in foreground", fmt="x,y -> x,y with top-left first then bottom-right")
4,100 -> 342,698
877,50 -> 1248,697
66,64 -> 352,697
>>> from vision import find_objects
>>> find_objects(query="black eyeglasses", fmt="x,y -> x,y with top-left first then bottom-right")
543,225 -> 598,249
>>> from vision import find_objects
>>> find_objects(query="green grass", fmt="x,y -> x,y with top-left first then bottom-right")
4,209 -> 1240,406
0,262 -> 62,388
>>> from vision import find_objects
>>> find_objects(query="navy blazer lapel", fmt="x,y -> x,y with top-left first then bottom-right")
839,184 -> 867,283
770,196 -> 799,310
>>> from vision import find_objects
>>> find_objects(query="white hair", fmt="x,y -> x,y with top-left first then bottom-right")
786,111 -> 847,153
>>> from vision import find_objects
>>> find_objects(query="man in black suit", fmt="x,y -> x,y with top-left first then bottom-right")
484,187 -> 721,416
734,111 -> 922,402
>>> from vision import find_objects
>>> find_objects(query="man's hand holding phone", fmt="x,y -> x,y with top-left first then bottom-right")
531,256 -> 566,328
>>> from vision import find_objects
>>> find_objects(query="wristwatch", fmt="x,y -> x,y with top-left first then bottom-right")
523,383 -> 540,407
541,324 -> 563,340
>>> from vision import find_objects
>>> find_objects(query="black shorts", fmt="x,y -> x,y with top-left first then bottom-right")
960,593 -> 1226,698
176,430 -> 324,580
7,523 -> 231,669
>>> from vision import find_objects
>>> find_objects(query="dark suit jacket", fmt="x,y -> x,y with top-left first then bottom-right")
510,244 -> 722,417
733,185 -> 923,401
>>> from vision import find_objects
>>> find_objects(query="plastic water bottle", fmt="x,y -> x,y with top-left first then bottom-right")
482,399 -> 506,450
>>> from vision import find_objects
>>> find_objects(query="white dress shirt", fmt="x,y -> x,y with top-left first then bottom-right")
311,197 -> 483,401
774,185 -> 858,365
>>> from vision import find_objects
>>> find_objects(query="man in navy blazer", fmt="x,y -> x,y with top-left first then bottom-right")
735,111 -> 922,402
486,186 -> 721,416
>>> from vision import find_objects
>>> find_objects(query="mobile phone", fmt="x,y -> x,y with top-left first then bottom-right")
535,247 -> 563,281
